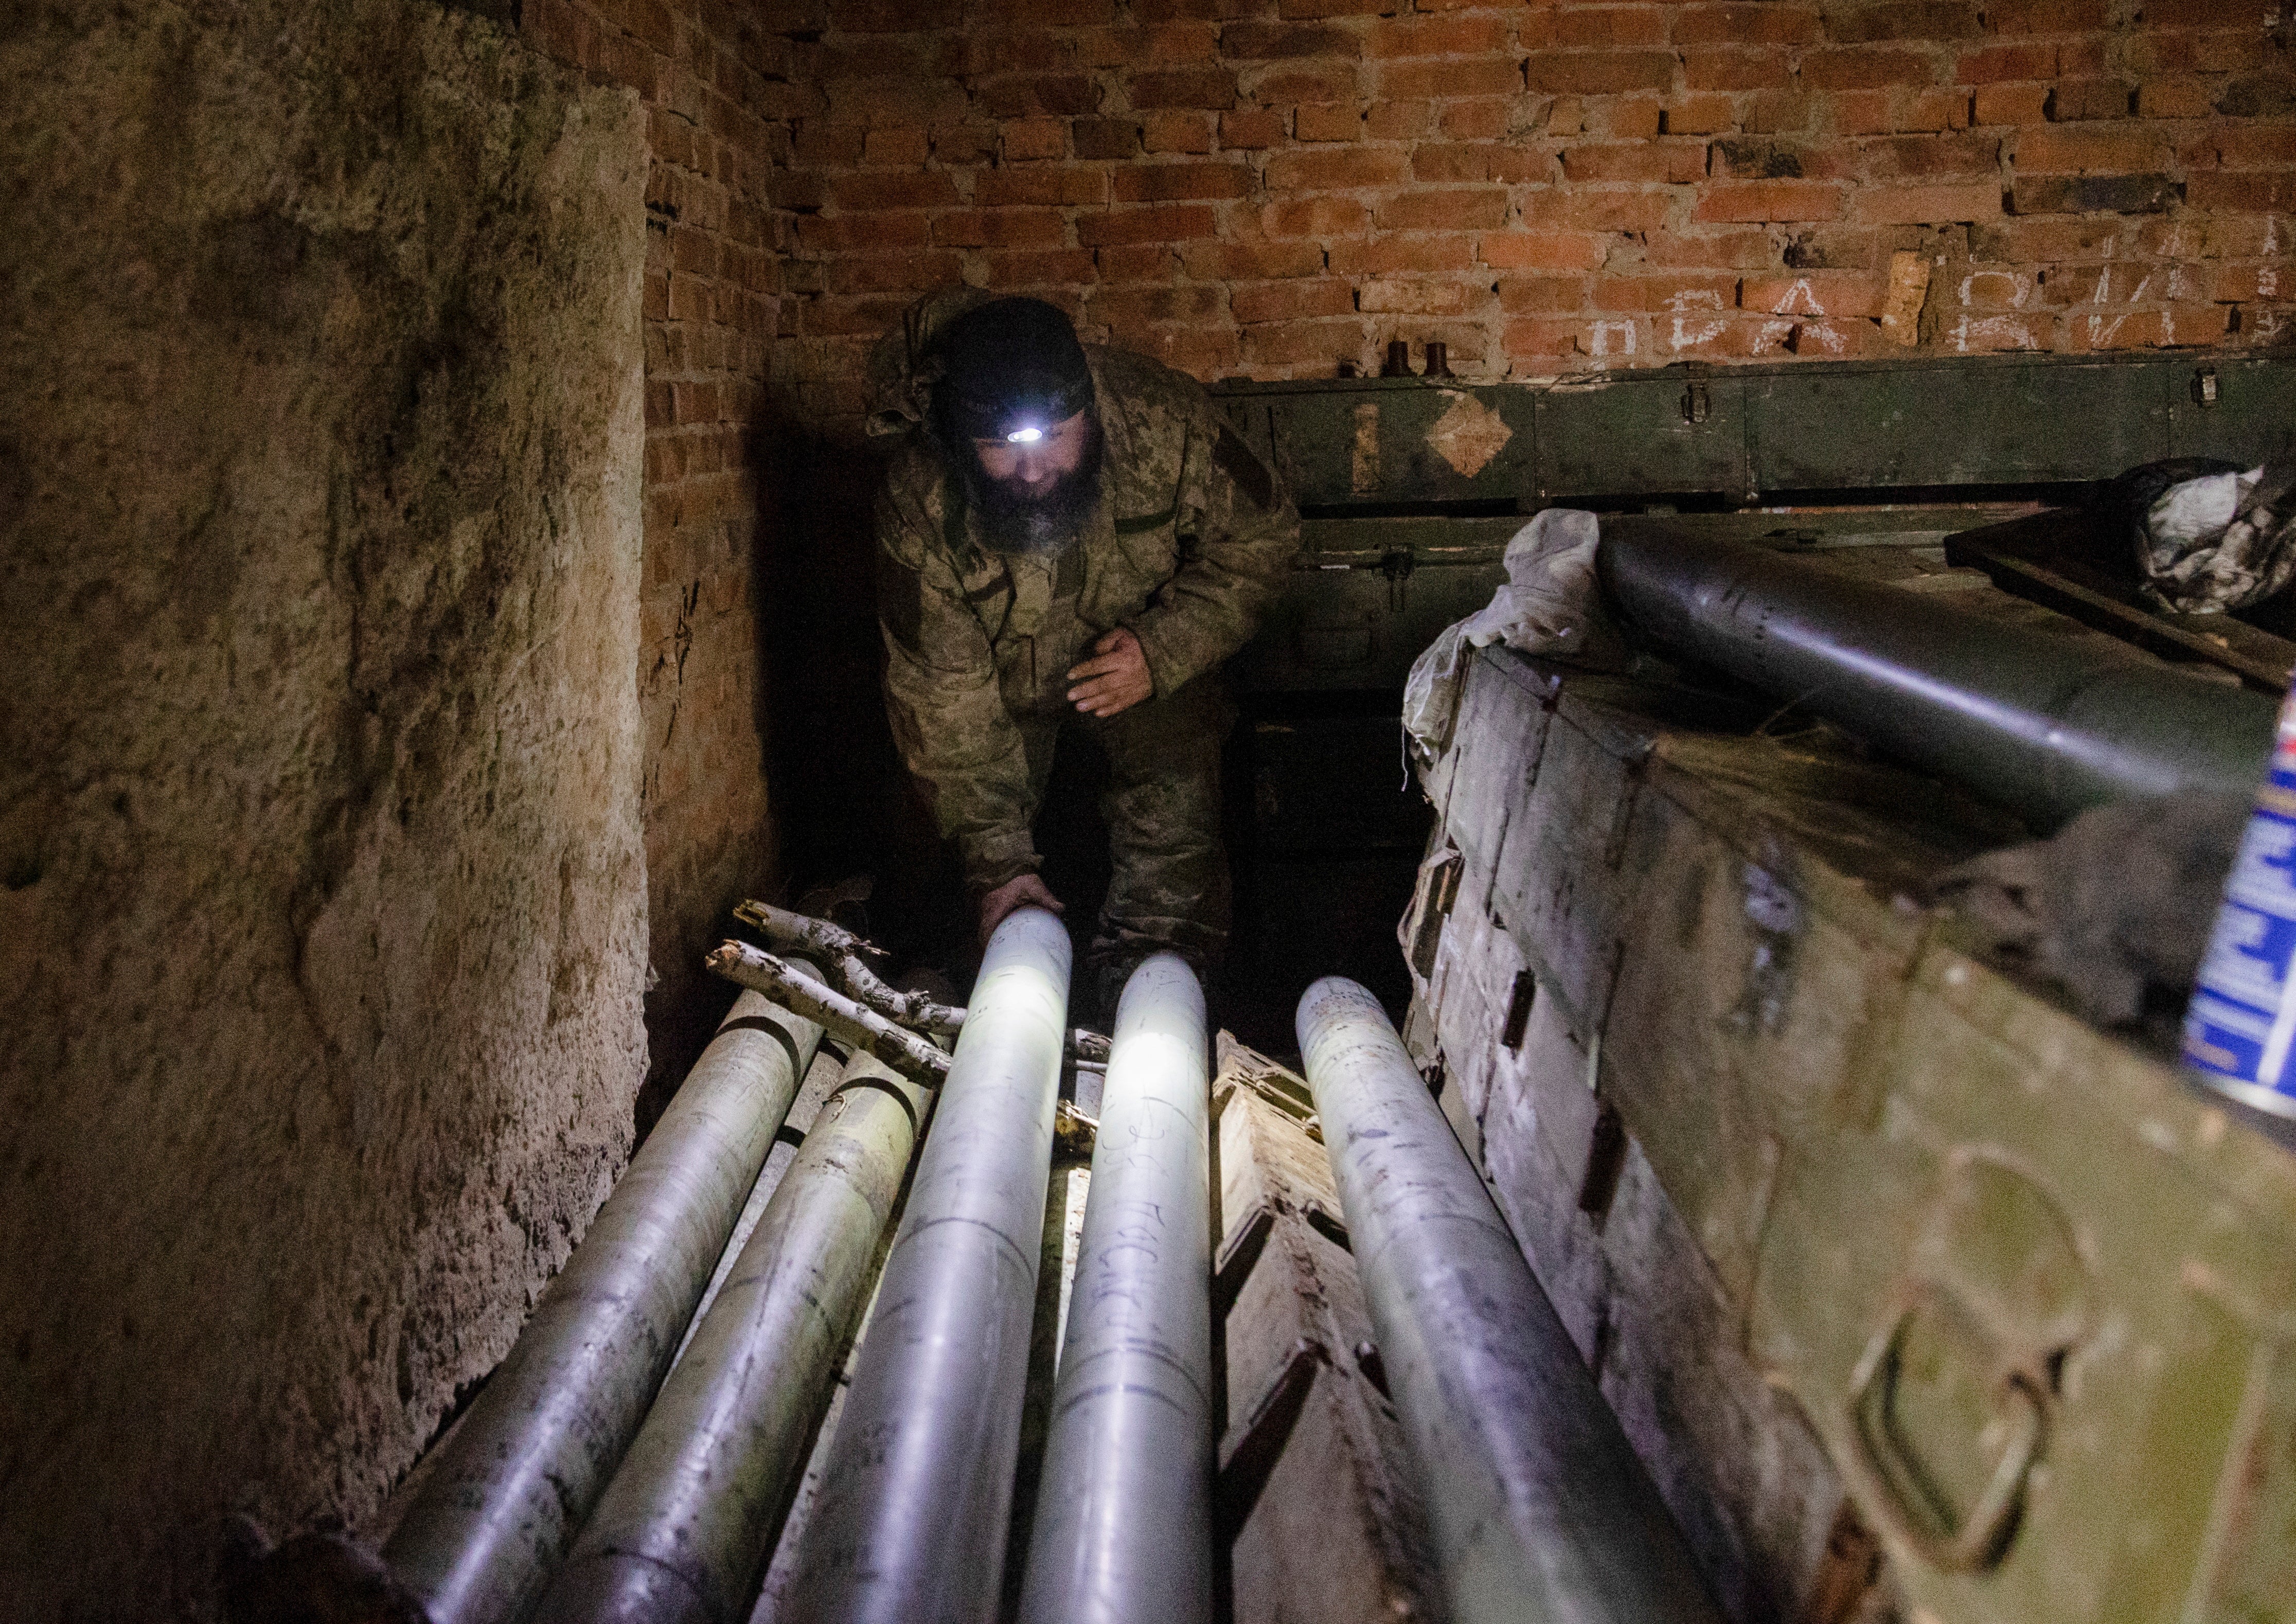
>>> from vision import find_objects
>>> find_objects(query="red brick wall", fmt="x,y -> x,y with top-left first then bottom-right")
522,0 -> 796,1094
764,0 -> 2295,429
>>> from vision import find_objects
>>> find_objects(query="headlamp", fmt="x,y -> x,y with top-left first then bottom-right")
1006,425 -> 1044,444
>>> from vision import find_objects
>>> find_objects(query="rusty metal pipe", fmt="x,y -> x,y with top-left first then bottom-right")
532,1051 -> 932,1624
1599,525 -> 2277,829
1297,977 -> 1723,1624
779,906 -> 1072,1624
1016,953 -> 1214,1624
381,980 -> 826,1624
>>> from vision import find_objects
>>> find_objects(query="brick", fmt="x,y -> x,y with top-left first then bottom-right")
1671,5 -> 1821,46
1501,316 -> 1590,359
1899,88 -> 1973,131
1954,43 -> 2056,84
1267,146 -> 1409,189
2013,172 -> 2177,213
827,251 -> 963,293
1232,278 -> 1358,322
1328,234 -> 1478,274
1521,7 -> 1669,49
1295,103 -> 1365,141
798,294 -> 911,336
2052,79 -> 2134,120
1859,133 -> 1999,180
1497,275 -> 1590,313
2138,77 -> 2215,120
1743,271 -> 1884,317
1093,244 -> 1180,283
2189,171 -> 2296,211
1973,216 -> 2127,260
799,213 -> 932,252
1521,187 -> 1676,230
829,171 -> 963,211
863,126 -> 932,166
2064,304 -> 2231,349
2210,128 -> 2296,168
1682,48 -> 1794,91
1220,110 -> 1286,148
1128,66 -> 1239,109
1856,181 -> 2002,221
1941,311 -> 2051,351
2215,262 -> 2296,302
1076,204 -> 1221,244
1219,21 -> 1359,59
2147,0 -> 2265,22
1826,1 -> 1981,40
985,247 -> 1100,284
1746,90 -> 1812,132
1664,93 -> 1737,135
1646,225 -> 1779,267
975,166 -> 1110,207
1481,230 -> 1612,271
931,209 -> 1069,248
1802,47 -> 1938,90
1263,195 -> 1372,238
1713,137 -> 1854,180
1591,272 -> 1741,310
1001,117 -> 1067,161
1591,94 -> 1667,139
1240,318 -> 1367,369
2218,75 -> 2296,118
1695,180 -> 1848,221
1972,83 -> 2050,126
1658,309 -> 1758,354
1074,118 -> 1141,159
2015,125 -> 2168,173
1376,188 -> 1512,230
1415,144 -> 1549,183
1111,162 -> 1252,201
1366,13 -> 1515,53
974,74 -> 1101,119
1182,239 -> 1327,279
1356,278 -> 1483,315
1986,0 -> 2108,29
1829,91 -> 1896,135
1381,58 -> 1529,98
1128,325 -> 1242,377
1090,285 -> 1227,327
1143,112 -> 1215,153
1432,100 -> 1504,139
1369,101 -> 1433,139
1243,64 -> 1362,105
1562,141 -> 1707,183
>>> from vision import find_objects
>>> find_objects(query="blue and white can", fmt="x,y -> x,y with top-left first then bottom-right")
2184,688 -> 2296,1117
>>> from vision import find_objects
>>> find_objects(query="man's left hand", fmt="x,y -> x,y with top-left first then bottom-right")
1066,628 -> 1152,718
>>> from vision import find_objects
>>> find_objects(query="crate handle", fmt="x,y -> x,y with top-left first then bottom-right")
1841,1302 -> 2048,1575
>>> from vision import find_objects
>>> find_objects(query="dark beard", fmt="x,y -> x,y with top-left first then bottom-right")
966,423 -> 1104,558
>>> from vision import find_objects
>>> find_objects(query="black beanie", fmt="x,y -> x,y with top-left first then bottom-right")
935,297 -> 1094,443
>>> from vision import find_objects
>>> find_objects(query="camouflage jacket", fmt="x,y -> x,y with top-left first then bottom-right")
876,345 -> 1299,895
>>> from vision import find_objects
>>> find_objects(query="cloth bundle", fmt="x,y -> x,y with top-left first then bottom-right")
1401,508 -> 1626,757
2125,454 -> 2296,614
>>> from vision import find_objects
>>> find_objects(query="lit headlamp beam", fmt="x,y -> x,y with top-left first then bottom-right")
1006,425 -> 1044,443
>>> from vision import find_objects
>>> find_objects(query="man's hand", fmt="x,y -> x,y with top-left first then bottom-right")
1066,627 -> 1153,718
980,872 -> 1063,947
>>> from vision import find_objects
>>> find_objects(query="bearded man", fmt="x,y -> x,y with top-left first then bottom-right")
868,293 -> 1298,1006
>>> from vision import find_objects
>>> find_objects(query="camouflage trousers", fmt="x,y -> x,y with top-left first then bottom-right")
1013,674 -> 1233,1003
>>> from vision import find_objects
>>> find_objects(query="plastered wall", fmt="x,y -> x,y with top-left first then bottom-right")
0,4 -> 648,1616
519,0 -> 798,1096
761,0 -> 2296,431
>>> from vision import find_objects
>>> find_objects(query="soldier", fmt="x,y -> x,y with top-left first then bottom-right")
867,291 -> 1298,1010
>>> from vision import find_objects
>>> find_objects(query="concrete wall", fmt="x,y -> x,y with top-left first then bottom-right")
0,4 -> 649,1617
763,0 -> 2296,428
518,0 -> 800,1100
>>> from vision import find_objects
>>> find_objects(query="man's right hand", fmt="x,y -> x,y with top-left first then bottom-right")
980,872 -> 1063,947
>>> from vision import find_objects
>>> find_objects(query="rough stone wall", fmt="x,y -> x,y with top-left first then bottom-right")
764,0 -> 2296,427
519,0 -> 798,1096
0,5 -> 648,1617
